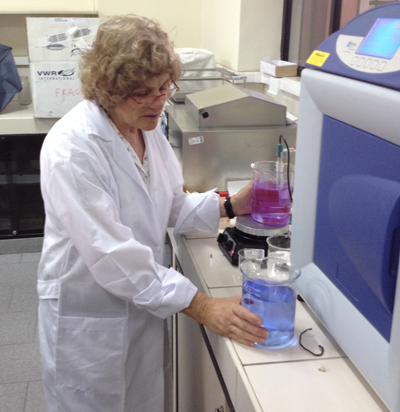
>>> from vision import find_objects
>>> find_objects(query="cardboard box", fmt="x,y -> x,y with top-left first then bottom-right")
27,17 -> 100,62
30,62 -> 83,118
260,59 -> 298,78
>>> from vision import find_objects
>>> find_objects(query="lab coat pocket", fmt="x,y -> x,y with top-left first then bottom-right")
55,315 -> 126,395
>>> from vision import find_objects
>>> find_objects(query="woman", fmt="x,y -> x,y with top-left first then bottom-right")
37,14 -> 268,412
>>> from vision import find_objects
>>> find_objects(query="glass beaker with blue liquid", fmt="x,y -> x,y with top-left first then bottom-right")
240,256 -> 301,349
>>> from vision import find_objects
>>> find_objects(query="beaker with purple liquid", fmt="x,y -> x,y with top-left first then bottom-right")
250,161 -> 294,227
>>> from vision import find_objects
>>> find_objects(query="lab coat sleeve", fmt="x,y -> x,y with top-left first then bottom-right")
173,190 -> 220,235
43,153 -> 196,319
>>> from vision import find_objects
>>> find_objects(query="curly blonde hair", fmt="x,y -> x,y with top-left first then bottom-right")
80,14 -> 182,111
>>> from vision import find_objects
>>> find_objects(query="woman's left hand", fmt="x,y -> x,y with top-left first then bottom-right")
182,291 -> 268,347
220,180 -> 252,217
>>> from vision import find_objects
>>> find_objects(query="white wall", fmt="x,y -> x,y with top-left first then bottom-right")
0,15 -> 30,57
97,0 -> 285,71
200,0 -> 242,70
0,0 -> 203,57
201,0 -> 284,71
96,0 -> 203,48
1,0 -> 285,71
238,0 -> 284,71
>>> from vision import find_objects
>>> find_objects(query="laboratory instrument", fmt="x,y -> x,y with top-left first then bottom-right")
218,153 -> 293,265
173,48 -> 247,102
169,66 -> 296,265
291,3 -> 400,411
165,83 -> 296,192
217,215 -> 287,266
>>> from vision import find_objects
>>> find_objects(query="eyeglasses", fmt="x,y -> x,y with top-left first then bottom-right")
130,81 -> 180,106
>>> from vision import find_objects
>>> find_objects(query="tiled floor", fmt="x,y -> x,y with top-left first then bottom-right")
0,237 -> 173,412
0,239 -> 46,412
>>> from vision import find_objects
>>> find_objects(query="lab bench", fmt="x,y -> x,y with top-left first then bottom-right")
167,227 -> 391,412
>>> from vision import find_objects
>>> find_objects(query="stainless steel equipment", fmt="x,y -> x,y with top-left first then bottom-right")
165,83 -> 297,192
185,84 -> 286,128
173,67 -> 247,103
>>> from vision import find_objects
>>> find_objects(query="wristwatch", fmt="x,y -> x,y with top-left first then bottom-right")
224,196 -> 235,219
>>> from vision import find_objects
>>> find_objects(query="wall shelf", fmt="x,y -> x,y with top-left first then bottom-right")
0,11 -> 98,15
0,0 -> 97,14
0,103 -> 57,135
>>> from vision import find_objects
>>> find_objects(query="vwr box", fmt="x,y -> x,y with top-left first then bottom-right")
26,17 -> 100,118
26,17 -> 100,62
30,62 -> 83,118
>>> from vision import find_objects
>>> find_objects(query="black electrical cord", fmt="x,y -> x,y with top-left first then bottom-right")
279,135 -> 293,202
299,328 -> 325,357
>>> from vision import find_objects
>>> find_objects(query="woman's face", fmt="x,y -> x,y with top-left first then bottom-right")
111,72 -> 172,131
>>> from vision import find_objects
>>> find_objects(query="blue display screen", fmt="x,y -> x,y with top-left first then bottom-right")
357,18 -> 400,59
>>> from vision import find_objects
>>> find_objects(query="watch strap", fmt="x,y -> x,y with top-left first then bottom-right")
224,196 -> 235,219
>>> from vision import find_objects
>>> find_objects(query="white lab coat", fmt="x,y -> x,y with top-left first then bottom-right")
37,100 -> 220,412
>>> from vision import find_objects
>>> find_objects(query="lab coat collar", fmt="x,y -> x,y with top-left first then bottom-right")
84,100 -> 114,142
83,100 -> 151,198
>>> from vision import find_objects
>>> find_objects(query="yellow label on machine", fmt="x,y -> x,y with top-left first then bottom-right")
307,50 -> 330,67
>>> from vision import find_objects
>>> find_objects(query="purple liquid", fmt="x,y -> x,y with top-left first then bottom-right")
251,180 -> 291,227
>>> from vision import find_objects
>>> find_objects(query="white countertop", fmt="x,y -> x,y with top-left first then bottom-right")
168,227 -> 391,412
0,102 -> 57,134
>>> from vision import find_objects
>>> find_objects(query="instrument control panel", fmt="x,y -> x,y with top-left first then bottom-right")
306,4 -> 400,90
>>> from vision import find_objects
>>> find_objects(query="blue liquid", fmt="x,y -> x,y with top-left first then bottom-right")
241,278 -> 296,348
